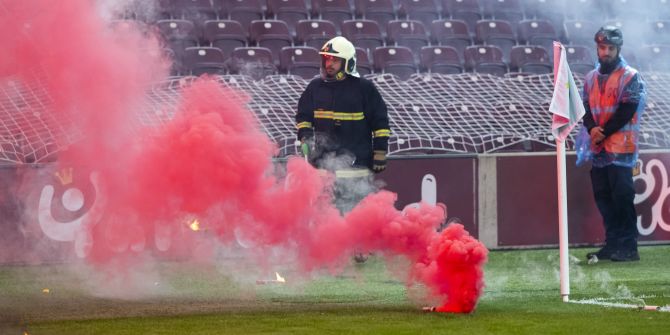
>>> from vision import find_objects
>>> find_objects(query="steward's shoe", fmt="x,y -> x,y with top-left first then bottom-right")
586,246 -> 615,261
611,250 -> 640,262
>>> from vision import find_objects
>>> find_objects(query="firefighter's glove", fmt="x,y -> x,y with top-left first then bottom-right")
372,150 -> 387,173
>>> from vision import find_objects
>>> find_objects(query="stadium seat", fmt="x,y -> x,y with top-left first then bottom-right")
420,46 -> 463,74
509,45 -> 552,74
171,0 -> 218,26
607,0 -> 652,21
310,0 -> 353,25
355,47 -> 374,75
563,20 -> 599,46
430,19 -> 472,56
564,45 -> 595,75
517,19 -> 557,55
651,0 -> 670,20
249,20 -> 293,65
266,0 -> 310,37
354,0 -> 397,37
563,0 -> 603,21
228,47 -> 277,80
295,20 -> 338,49
182,47 -> 227,75
650,20 -> 670,45
341,20 -> 385,56
441,0 -> 482,35
522,0 -> 565,35
639,45 -> 670,72
480,0 -> 523,28
203,20 -> 247,56
464,45 -> 507,76
156,19 -> 199,58
386,20 -> 430,56
475,20 -> 517,63
279,46 -> 320,79
221,0 -> 264,32
397,0 -> 441,30
373,46 -> 418,80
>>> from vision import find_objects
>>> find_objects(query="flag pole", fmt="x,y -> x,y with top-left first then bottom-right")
553,42 -> 570,303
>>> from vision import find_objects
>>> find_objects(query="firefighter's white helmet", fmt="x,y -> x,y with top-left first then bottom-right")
319,36 -> 359,78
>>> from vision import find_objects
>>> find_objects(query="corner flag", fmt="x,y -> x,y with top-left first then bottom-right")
549,42 -> 585,141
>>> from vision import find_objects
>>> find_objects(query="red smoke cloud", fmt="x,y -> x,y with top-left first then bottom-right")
2,0 -> 488,313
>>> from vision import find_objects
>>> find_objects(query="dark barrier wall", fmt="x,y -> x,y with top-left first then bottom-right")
1,152 -> 669,263
379,156 -> 478,237
497,152 -> 670,246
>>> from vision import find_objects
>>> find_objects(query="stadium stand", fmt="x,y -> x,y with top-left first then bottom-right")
8,0 -> 670,165
266,0 -> 310,37
420,46 -> 464,74
341,20 -> 385,56
373,46 -> 418,80
182,46 -> 227,75
386,20 -> 430,58
509,45 -> 552,74
295,19 -> 338,49
227,47 -> 277,80
397,0 -> 441,30
430,19 -> 472,56
442,0 -> 482,36
249,20 -> 293,66
475,19 -> 517,63
310,0 -> 354,25
563,19 -> 599,46
564,45 -> 596,75
279,46 -> 320,79
464,45 -> 507,77
354,0 -> 397,37
355,47 -> 374,75
517,19 -> 558,55
222,0 -> 264,32
202,20 -> 247,56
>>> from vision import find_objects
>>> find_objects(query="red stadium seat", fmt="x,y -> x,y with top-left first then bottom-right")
355,47 -> 374,75
563,20 -> 599,47
441,0 -> 482,35
430,19 -> 472,56
386,20 -> 430,54
475,20 -> 517,63
420,46 -> 463,74
279,46 -> 320,79
171,0 -> 218,26
373,46 -> 418,80
249,20 -> 293,65
310,0 -> 353,25
203,20 -> 247,56
228,47 -> 277,80
183,47 -> 227,75
266,0 -> 310,37
156,19 -> 199,58
509,45 -> 552,74
517,19 -> 557,55
564,45 -> 595,75
397,0 -> 441,30
354,0 -> 397,37
220,0 -> 264,32
464,45 -> 507,76
296,20 -> 338,49
341,20 -> 385,56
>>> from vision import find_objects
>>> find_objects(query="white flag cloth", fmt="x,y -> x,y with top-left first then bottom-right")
549,42 -> 586,142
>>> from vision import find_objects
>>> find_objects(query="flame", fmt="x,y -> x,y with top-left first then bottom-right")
42,288 -> 50,294
275,272 -> 286,283
188,219 -> 200,231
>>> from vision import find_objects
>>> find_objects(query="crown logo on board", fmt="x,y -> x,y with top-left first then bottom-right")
54,167 -> 73,185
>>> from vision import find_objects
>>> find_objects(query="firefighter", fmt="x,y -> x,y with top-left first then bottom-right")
581,26 -> 647,262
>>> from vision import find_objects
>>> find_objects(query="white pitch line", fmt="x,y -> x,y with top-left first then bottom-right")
568,298 -> 670,312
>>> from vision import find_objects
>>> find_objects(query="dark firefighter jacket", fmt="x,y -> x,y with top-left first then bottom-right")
296,75 -> 390,170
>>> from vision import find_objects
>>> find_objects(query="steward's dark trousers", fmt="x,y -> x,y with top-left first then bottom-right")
590,165 -> 638,251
